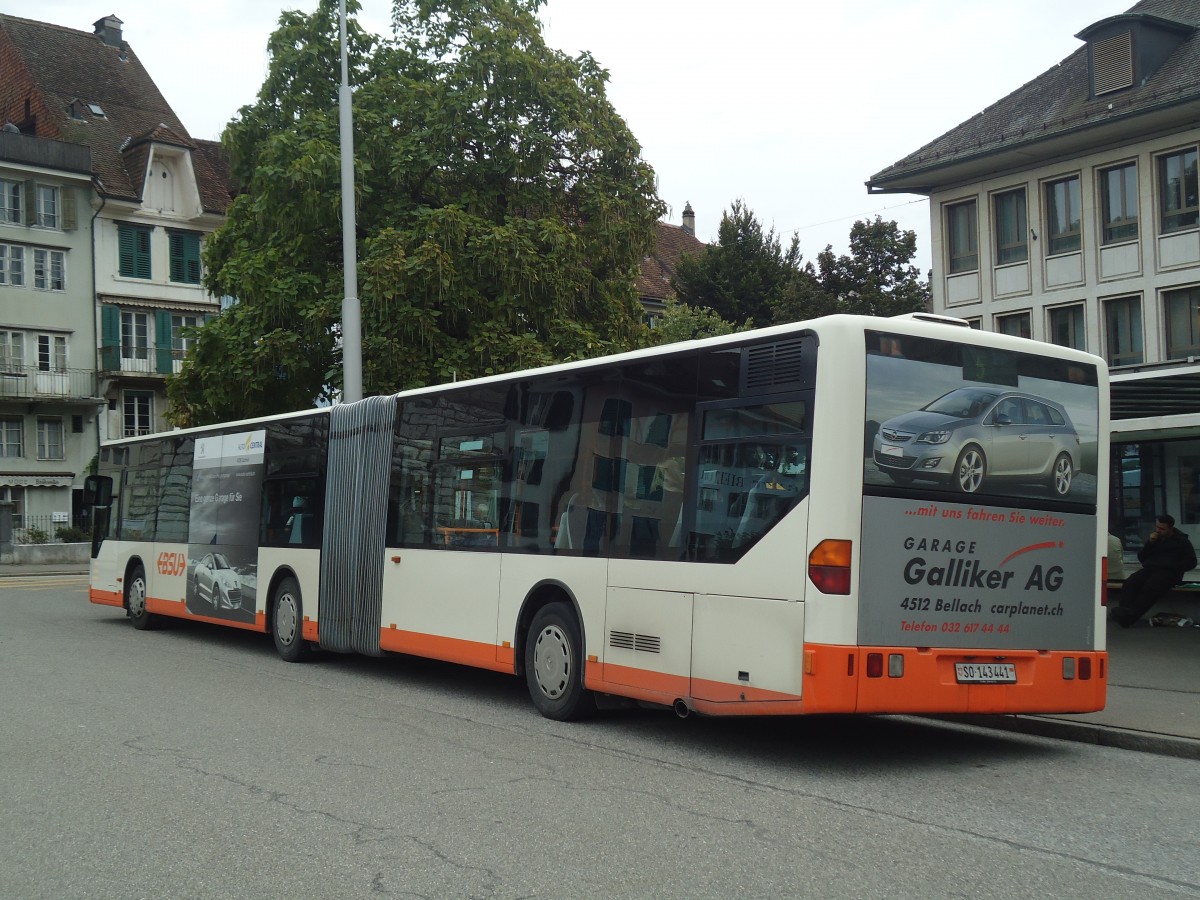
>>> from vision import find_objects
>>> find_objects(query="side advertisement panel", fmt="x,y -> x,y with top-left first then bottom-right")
186,430 -> 265,624
859,496 -> 1096,650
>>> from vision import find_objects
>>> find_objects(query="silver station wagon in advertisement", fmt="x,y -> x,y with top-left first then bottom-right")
873,387 -> 1080,495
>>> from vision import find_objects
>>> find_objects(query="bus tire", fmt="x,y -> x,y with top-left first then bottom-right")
126,564 -> 157,630
272,577 -> 311,663
954,445 -> 986,494
1049,452 -> 1073,496
525,602 -> 594,721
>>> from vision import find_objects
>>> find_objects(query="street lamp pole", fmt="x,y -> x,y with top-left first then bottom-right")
338,0 -> 363,403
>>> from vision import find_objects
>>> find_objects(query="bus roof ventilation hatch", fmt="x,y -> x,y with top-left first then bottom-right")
892,312 -> 970,327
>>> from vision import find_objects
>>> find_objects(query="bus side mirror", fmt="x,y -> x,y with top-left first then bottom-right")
83,474 -> 113,507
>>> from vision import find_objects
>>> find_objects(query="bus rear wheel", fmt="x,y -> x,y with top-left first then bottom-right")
127,564 -> 157,630
524,602 -> 594,721
272,577 -> 311,662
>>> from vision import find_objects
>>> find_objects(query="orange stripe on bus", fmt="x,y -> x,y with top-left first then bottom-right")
89,588 -> 123,607
378,629 -> 514,674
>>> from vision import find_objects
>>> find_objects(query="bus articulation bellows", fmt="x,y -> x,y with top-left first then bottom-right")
86,314 -> 1108,720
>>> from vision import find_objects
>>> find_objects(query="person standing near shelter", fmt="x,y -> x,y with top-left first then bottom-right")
1112,514 -> 1197,627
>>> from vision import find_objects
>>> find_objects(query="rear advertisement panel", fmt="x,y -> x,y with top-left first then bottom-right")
859,496 -> 1096,649
860,331 -> 1100,650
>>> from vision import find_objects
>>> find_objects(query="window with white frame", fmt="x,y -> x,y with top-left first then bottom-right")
32,248 -> 64,291
1045,176 -> 1082,254
0,179 -> 19,224
1164,286 -> 1200,359
35,185 -> 59,229
120,311 -> 149,363
0,330 -> 23,371
37,334 -> 66,371
946,200 -> 978,274
36,417 -> 64,460
0,417 -> 23,457
1048,303 -> 1086,350
0,486 -> 25,525
123,391 -> 153,437
1159,147 -> 1198,234
0,243 -> 24,286
996,311 -> 1031,339
1104,296 -> 1142,366
993,188 -> 1028,264
171,314 -> 199,366
1100,162 -> 1138,244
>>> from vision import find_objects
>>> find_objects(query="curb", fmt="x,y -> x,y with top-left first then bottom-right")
929,713 -> 1200,761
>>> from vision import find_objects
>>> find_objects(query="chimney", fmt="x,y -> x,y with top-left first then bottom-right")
681,202 -> 695,235
93,15 -> 124,48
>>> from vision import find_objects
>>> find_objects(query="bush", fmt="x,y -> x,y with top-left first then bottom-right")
56,525 -> 90,543
25,527 -> 49,544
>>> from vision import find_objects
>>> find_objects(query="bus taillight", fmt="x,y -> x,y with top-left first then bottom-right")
809,539 -> 852,594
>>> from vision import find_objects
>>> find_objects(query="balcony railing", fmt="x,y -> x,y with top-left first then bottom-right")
98,349 -> 187,376
0,366 -> 99,401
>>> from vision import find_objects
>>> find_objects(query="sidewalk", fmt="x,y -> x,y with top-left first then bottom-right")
4,562 -> 1198,757
958,618 -> 1200,759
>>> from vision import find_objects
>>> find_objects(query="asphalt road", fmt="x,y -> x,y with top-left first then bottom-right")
2,575 -> 1198,899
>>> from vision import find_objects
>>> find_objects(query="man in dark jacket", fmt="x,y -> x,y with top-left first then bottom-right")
1112,514 -> 1197,627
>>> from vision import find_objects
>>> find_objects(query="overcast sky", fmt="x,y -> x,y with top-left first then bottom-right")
26,0 -> 1135,274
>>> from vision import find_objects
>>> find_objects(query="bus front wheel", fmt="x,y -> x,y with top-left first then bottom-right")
272,577 -> 311,663
524,602 -> 594,721
127,564 -> 157,630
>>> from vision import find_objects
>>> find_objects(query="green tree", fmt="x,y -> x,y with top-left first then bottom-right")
670,199 -> 808,329
650,297 -> 752,345
168,0 -> 663,426
774,216 -> 929,323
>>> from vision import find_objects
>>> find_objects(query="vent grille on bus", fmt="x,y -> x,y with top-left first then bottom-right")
743,338 -> 807,393
609,630 -> 661,653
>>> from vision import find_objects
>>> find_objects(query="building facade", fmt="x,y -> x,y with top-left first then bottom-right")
0,130 -> 98,531
868,0 -> 1200,554
0,13 -> 232,534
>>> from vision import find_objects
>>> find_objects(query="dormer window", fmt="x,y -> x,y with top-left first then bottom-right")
1092,32 -> 1133,95
1078,12 -> 1193,100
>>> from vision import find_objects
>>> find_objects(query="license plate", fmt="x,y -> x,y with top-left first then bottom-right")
955,662 -> 1016,684
880,445 -> 903,457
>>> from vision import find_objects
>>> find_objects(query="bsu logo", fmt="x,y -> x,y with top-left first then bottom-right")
156,551 -> 187,576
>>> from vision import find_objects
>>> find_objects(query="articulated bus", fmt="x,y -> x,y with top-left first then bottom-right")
86,314 -> 1109,720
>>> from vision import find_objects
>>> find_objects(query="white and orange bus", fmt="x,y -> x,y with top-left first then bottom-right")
86,314 -> 1109,720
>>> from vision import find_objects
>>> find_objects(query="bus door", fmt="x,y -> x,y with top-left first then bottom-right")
379,429 -> 505,663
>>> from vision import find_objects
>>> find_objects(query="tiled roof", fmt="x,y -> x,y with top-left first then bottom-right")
0,13 -> 231,213
868,0 -> 1200,190
637,221 -> 707,302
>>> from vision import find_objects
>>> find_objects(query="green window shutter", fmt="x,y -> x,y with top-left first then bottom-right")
62,188 -> 76,231
23,180 -> 36,226
169,232 -> 201,284
119,224 -> 151,279
100,306 -> 121,370
155,310 -> 173,374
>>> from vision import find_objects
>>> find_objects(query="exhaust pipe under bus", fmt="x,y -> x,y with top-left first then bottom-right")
673,698 -> 692,719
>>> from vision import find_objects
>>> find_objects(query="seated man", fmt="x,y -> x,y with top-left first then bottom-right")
1112,514 -> 1197,627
